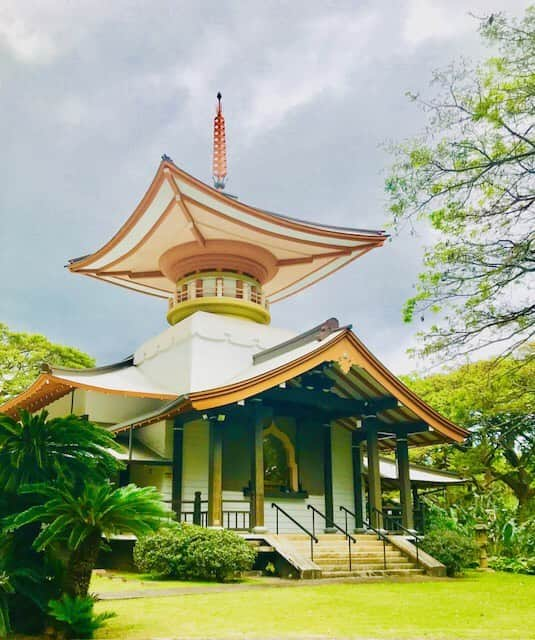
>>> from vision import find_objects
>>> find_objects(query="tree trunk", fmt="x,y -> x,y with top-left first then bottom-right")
63,530 -> 102,598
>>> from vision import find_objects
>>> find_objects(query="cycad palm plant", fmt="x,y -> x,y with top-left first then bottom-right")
0,410 -> 120,492
11,483 -> 169,597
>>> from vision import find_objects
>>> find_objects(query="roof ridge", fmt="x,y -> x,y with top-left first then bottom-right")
252,318 -> 350,366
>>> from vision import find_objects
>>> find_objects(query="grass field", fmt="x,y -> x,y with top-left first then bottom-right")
90,570 -> 229,594
95,571 -> 535,639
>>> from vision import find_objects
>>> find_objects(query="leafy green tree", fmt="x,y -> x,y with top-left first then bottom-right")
386,8 -> 535,362
0,410 -> 120,492
11,483 -> 169,597
0,322 -> 94,402
404,349 -> 535,520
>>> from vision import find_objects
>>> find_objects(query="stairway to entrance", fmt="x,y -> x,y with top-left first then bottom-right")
276,533 -> 425,578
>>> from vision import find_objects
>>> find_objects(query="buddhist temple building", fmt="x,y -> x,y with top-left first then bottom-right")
1,96 -> 468,577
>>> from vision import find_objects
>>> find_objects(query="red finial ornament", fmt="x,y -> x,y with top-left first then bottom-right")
212,92 -> 227,190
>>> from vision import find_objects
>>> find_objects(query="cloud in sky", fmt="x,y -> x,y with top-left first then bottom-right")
0,0 -> 529,375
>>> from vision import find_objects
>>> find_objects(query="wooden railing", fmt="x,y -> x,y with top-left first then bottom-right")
179,492 -> 251,531
169,274 -> 268,311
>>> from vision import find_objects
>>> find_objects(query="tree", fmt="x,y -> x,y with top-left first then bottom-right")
0,411 -> 121,633
0,410 -> 120,493
386,8 -> 535,362
404,348 -> 535,520
0,323 -> 94,402
11,483 -> 169,597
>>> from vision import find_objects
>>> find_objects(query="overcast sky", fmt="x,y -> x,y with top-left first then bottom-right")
0,0 -> 528,374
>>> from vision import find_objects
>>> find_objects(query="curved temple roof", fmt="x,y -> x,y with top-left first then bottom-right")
0,317 -> 468,451
68,160 -> 387,303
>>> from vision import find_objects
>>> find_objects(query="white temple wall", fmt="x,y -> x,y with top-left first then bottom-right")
43,389 -> 86,418
130,465 -> 172,503
135,420 -> 173,458
331,423 -> 355,528
84,391 -> 164,425
263,494 -> 326,534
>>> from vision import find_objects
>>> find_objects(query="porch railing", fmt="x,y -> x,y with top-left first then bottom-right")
223,500 -> 250,530
180,492 -> 208,526
179,492 -> 251,530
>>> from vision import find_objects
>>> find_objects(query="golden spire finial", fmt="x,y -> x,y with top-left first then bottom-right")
212,92 -> 227,190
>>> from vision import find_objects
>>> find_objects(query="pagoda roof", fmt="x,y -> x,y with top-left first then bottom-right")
0,313 -> 468,451
68,160 -> 387,303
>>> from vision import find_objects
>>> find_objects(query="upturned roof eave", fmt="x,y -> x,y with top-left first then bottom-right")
67,160 -> 387,271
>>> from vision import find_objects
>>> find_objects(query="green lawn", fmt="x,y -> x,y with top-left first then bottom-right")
95,571 -> 535,639
90,571 -> 227,594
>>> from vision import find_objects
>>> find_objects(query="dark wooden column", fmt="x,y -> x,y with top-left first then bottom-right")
208,418 -> 224,527
364,421 -> 383,529
172,416 -> 186,521
322,422 -> 335,530
351,432 -> 365,530
396,436 -> 414,530
249,404 -> 272,532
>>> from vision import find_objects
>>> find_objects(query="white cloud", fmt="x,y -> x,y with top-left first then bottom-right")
402,0 -> 474,47
0,10 -> 57,63
243,11 -> 378,137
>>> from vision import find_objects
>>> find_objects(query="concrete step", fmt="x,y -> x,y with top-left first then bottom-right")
321,568 -> 425,578
316,561 -> 417,571
309,549 -> 406,560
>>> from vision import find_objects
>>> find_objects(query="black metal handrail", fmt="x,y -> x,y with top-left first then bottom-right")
271,503 -> 319,561
340,505 -> 388,570
377,507 -> 423,568
307,505 -> 357,571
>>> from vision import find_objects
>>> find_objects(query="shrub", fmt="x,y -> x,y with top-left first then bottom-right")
48,594 -> 116,639
489,556 -> 535,575
134,524 -> 257,582
421,528 -> 478,576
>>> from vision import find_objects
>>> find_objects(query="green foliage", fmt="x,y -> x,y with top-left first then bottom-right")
403,350 -> 535,522
386,7 -> 535,361
9,482 -> 169,598
0,571 -> 14,636
0,411 -> 124,633
48,594 -> 115,639
0,322 -> 94,402
421,528 -> 478,576
134,524 -> 257,582
489,555 -> 535,575
0,410 -> 121,492
11,482 -> 169,553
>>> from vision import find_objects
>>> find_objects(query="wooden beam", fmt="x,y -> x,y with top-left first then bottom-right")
249,404 -> 273,531
396,436 -> 414,530
259,386 -> 397,418
323,422 -> 335,530
172,416 -> 185,521
208,419 -> 224,527
361,418 -> 429,436
365,422 -> 383,529
352,433 -> 365,530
